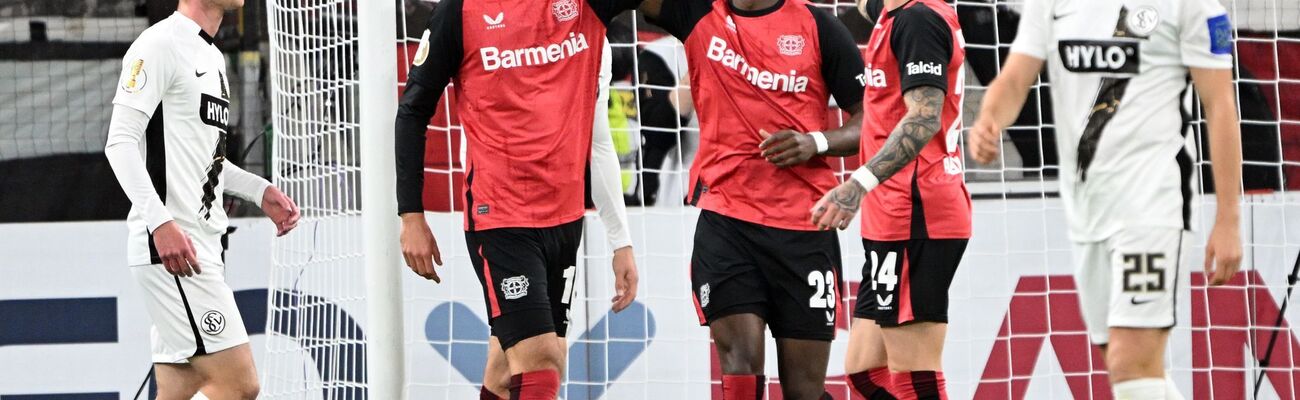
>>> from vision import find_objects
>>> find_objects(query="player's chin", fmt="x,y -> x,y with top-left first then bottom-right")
220,0 -> 245,10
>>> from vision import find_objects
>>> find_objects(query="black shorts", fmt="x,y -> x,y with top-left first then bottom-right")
465,219 -> 583,349
690,210 -> 842,341
854,238 -> 968,327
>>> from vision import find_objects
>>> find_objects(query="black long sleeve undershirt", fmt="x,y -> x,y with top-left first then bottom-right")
395,0 -> 462,215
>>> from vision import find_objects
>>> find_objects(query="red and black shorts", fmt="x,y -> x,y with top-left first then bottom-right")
690,210 -> 843,341
854,238 -> 968,327
465,219 -> 583,349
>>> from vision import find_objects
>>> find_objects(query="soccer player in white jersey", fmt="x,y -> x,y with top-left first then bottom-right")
104,0 -> 300,398
969,0 -> 1244,398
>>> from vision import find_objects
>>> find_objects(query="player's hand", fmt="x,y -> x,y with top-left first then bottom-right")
611,246 -> 639,312
811,179 -> 866,231
400,213 -> 443,283
758,129 -> 817,168
969,117 -> 1002,165
153,221 -> 201,277
261,185 -> 301,237
1204,218 -> 1243,286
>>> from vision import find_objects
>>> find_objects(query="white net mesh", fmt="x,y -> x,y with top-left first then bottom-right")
264,0 -> 1300,398
263,1 -> 367,398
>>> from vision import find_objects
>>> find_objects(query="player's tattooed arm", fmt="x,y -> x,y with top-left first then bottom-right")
809,86 -> 942,230
864,85 -> 944,181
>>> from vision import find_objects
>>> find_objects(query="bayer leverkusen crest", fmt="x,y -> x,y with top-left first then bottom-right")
552,0 -> 578,22
777,35 -> 805,56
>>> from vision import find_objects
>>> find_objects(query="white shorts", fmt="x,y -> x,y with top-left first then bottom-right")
1072,227 -> 1190,345
132,263 -> 249,363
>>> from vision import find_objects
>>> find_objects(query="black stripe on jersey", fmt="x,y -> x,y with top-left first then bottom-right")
465,168 -> 476,231
1075,6 -> 1148,183
1076,77 -> 1131,182
689,178 -> 705,207
1178,84 -> 1194,230
909,161 -> 929,239
146,104 -> 166,264
174,276 -> 208,357
197,132 -> 227,221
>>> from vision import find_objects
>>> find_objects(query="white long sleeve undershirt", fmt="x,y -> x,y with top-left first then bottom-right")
105,105 -> 271,234
104,105 -> 173,232
590,41 -> 633,251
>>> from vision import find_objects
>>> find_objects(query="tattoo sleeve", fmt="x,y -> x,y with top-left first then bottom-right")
864,85 -> 945,181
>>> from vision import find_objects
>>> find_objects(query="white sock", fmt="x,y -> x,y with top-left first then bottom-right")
1165,375 -> 1184,400
1113,378 -> 1166,400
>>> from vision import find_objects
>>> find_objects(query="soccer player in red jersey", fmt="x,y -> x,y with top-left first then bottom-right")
393,1 -> 643,398
635,0 -> 867,398
811,0 -> 969,398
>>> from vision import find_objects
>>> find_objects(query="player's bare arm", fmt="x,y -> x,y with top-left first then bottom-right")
969,53 -> 1045,164
759,103 -> 865,167
811,85 -> 944,230
1192,66 -> 1244,286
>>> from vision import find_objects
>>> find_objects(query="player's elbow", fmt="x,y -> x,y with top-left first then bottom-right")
235,380 -> 261,400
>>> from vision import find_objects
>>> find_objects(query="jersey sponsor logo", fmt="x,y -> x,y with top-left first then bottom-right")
414,29 -> 431,66
121,59 -> 147,93
776,34 -> 805,56
698,283 -> 710,308
862,64 -> 887,88
705,36 -> 810,93
552,0 -> 579,22
905,61 -> 942,77
483,12 -> 505,29
1126,6 -> 1160,36
1058,40 -> 1140,74
501,275 -> 530,300
1208,14 -> 1233,55
201,310 -> 226,335
480,32 -> 590,71
200,94 -> 230,130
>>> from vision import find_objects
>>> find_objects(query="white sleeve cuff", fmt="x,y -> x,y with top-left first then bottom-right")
810,131 -> 830,154
850,167 -> 881,193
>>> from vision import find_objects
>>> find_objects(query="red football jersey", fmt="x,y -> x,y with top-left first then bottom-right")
396,0 -> 640,231
653,0 -> 866,230
859,0 -> 971,240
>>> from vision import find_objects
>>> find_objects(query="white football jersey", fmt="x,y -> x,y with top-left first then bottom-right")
114,13 -> 233,266
1010,0 -> 1234,241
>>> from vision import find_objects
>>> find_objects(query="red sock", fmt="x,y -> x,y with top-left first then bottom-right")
508,369 -> 560,400
849,367 -> 897,399
480,386 -> 505,400
721,374 -> 764,400
889,371 -> 946,400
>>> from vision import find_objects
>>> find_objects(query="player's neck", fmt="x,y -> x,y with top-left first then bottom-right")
883,0 -> 910,12
728,0 -> 780,12
178,1 -> 224,37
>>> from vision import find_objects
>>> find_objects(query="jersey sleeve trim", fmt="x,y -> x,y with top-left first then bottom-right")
808,4 -> 866,109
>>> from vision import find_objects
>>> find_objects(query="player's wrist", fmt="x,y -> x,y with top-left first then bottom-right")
809,131 -> 830,154
849,167 -> 880,193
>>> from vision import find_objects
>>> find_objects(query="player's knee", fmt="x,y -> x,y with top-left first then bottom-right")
235,380 -> 261,400
715,342 -> 764,374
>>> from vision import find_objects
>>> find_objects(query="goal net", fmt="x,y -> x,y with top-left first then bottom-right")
262,0 -> 1300,398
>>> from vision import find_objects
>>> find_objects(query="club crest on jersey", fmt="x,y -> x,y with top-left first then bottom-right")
121,59 -> 147,93
502,275 -> 530,300
776,35 -> 805,56
483,12 -> 505,29
201,310 -> 226,335
552,0 -> 578,22
1126,6 -> 1160,36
